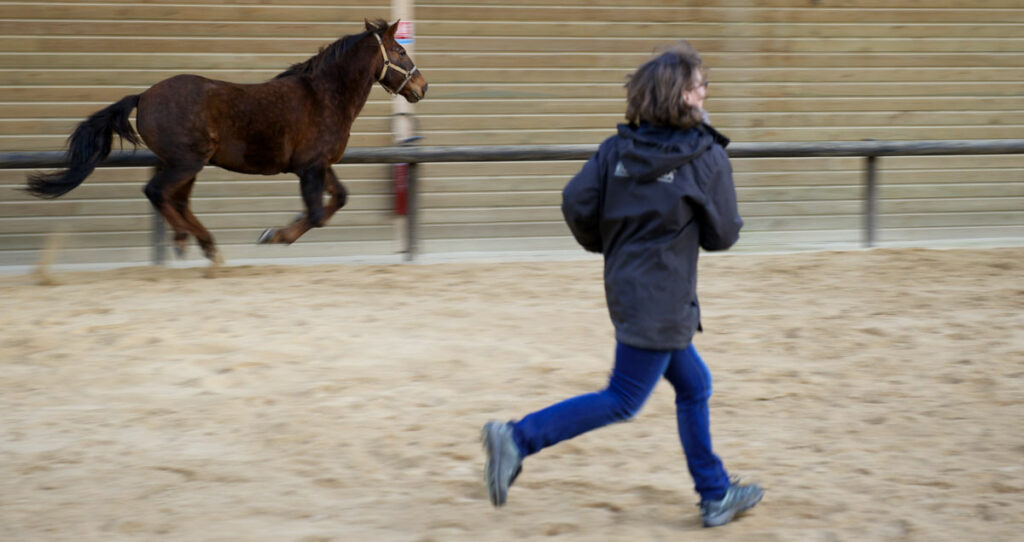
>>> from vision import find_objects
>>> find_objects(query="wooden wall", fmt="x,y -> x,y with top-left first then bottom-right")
1,0 -> 1022,267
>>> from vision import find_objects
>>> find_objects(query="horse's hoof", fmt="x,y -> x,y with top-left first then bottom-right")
202,249 -> 223,263
257,228 -> 276,244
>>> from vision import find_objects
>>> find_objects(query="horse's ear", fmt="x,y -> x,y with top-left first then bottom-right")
386,19 -> 400,40
365,19 -> 383,32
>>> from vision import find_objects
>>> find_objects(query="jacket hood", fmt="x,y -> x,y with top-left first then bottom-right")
614,122 -> 727,183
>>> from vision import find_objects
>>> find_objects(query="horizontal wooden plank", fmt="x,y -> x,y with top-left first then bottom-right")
878,183 -> 1024,198
10,124 -> 1013,152
0,239 -> 400,267
347,126 -> 1024,146
0,209 -> 395,234
737,170 -> 1024,187
418,7 -> 1024,24
417,236 -> 579,253
0,116 -> 390,136
9,108 -> 984,139
733,226 -> 1024,250
877,155 -> 1024,169
747,197 -> 1024,216
417,97 -> 1024,115
426,52 -> 1024,70
27,0 -> 1024,8
744,211 -> 1024,231
8,163 -> 1018,190
0,164 -> 390,183
424,21 -> 1024,39
416,111 -> 1024,132
876,225 -> 1024,242
412,201 -> 1023,225
4,67 -> 1024,88
26,0 -> 384,5
4,156 -> 1021,180
426,81 -> 1024,99
429,0 -> 1024,8
5,35 -> 1024,55
0,85 -> 401,104
0,193 -> 396,218
6,82 -> 1022,106
0,100 -> 394,120
877,197 -> 1024,214
0,133 -> 395,152
0,5 -> 382,23
2,52 -> 1022,72
0,180 -> 394,202
0,53 -> 313,71
0,223 -> 569,251
6,20 -> 1024,40
5,174 -> 1023,206
419,206 -> 560,224
12,173 -> 1022,198
7,96 -> 1022,122
7,4 -> 1024,24
878,211 -> 1024,228
0,224 -> 396,250
425,37 -> 1024,55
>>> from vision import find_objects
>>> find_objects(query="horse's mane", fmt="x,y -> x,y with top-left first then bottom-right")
275,19 -> 387,79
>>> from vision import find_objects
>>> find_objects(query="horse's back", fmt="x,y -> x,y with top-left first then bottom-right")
137,74 -> 304,173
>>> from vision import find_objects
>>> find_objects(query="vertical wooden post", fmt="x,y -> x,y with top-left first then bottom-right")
150,165 -> 167,265
391,0 -> 417,260
864,155 -> 878,248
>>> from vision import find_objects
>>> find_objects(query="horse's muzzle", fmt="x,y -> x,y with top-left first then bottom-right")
406,82 -> 427,103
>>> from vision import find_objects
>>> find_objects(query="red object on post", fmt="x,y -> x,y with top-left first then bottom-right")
393,162 -> 409,216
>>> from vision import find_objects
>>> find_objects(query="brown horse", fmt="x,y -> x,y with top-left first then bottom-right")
26,19 -> 427,265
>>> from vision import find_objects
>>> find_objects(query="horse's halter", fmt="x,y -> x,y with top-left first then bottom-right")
373,32 -> 418,95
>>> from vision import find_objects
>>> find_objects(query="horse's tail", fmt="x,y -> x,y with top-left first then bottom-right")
26,94 -> 142,199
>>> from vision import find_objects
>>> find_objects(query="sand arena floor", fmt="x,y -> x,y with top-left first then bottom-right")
1,247 -> 1022,541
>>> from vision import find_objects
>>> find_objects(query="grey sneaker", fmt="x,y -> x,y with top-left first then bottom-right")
700,481 -> 764,527
481,420 -> 522,507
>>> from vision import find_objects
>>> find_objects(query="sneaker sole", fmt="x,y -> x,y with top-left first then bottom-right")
703,490 -> 763,527
482,423 -> 509,507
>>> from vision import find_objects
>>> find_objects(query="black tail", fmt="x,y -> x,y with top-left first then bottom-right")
26,94 -> 142,199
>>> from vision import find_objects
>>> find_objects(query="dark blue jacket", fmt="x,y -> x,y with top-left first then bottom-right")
561,122 -> 743,350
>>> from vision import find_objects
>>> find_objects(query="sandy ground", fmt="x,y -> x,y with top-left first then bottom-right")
1,247 -> 1022,542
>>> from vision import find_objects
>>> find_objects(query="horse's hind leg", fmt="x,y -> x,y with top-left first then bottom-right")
162,174 -> 195,257
258,164 -> 345,245
170,175 -> 214,258
144,164 -> 221,263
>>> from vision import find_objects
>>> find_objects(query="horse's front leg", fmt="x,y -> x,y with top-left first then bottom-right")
258,164 -> 332,245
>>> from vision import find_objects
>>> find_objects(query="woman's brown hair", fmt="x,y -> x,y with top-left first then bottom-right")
624,41 -> 705,129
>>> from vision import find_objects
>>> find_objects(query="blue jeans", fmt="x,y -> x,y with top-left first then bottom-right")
512,342 -> 731,501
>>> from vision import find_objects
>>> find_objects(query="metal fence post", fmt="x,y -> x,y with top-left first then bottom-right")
150,165 -> 167,265
864,155 -> 878,248
405,160 -> 418,262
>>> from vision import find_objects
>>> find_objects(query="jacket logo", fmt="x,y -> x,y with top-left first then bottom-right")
614,161 -> 628,177
657,171 -> 675,183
